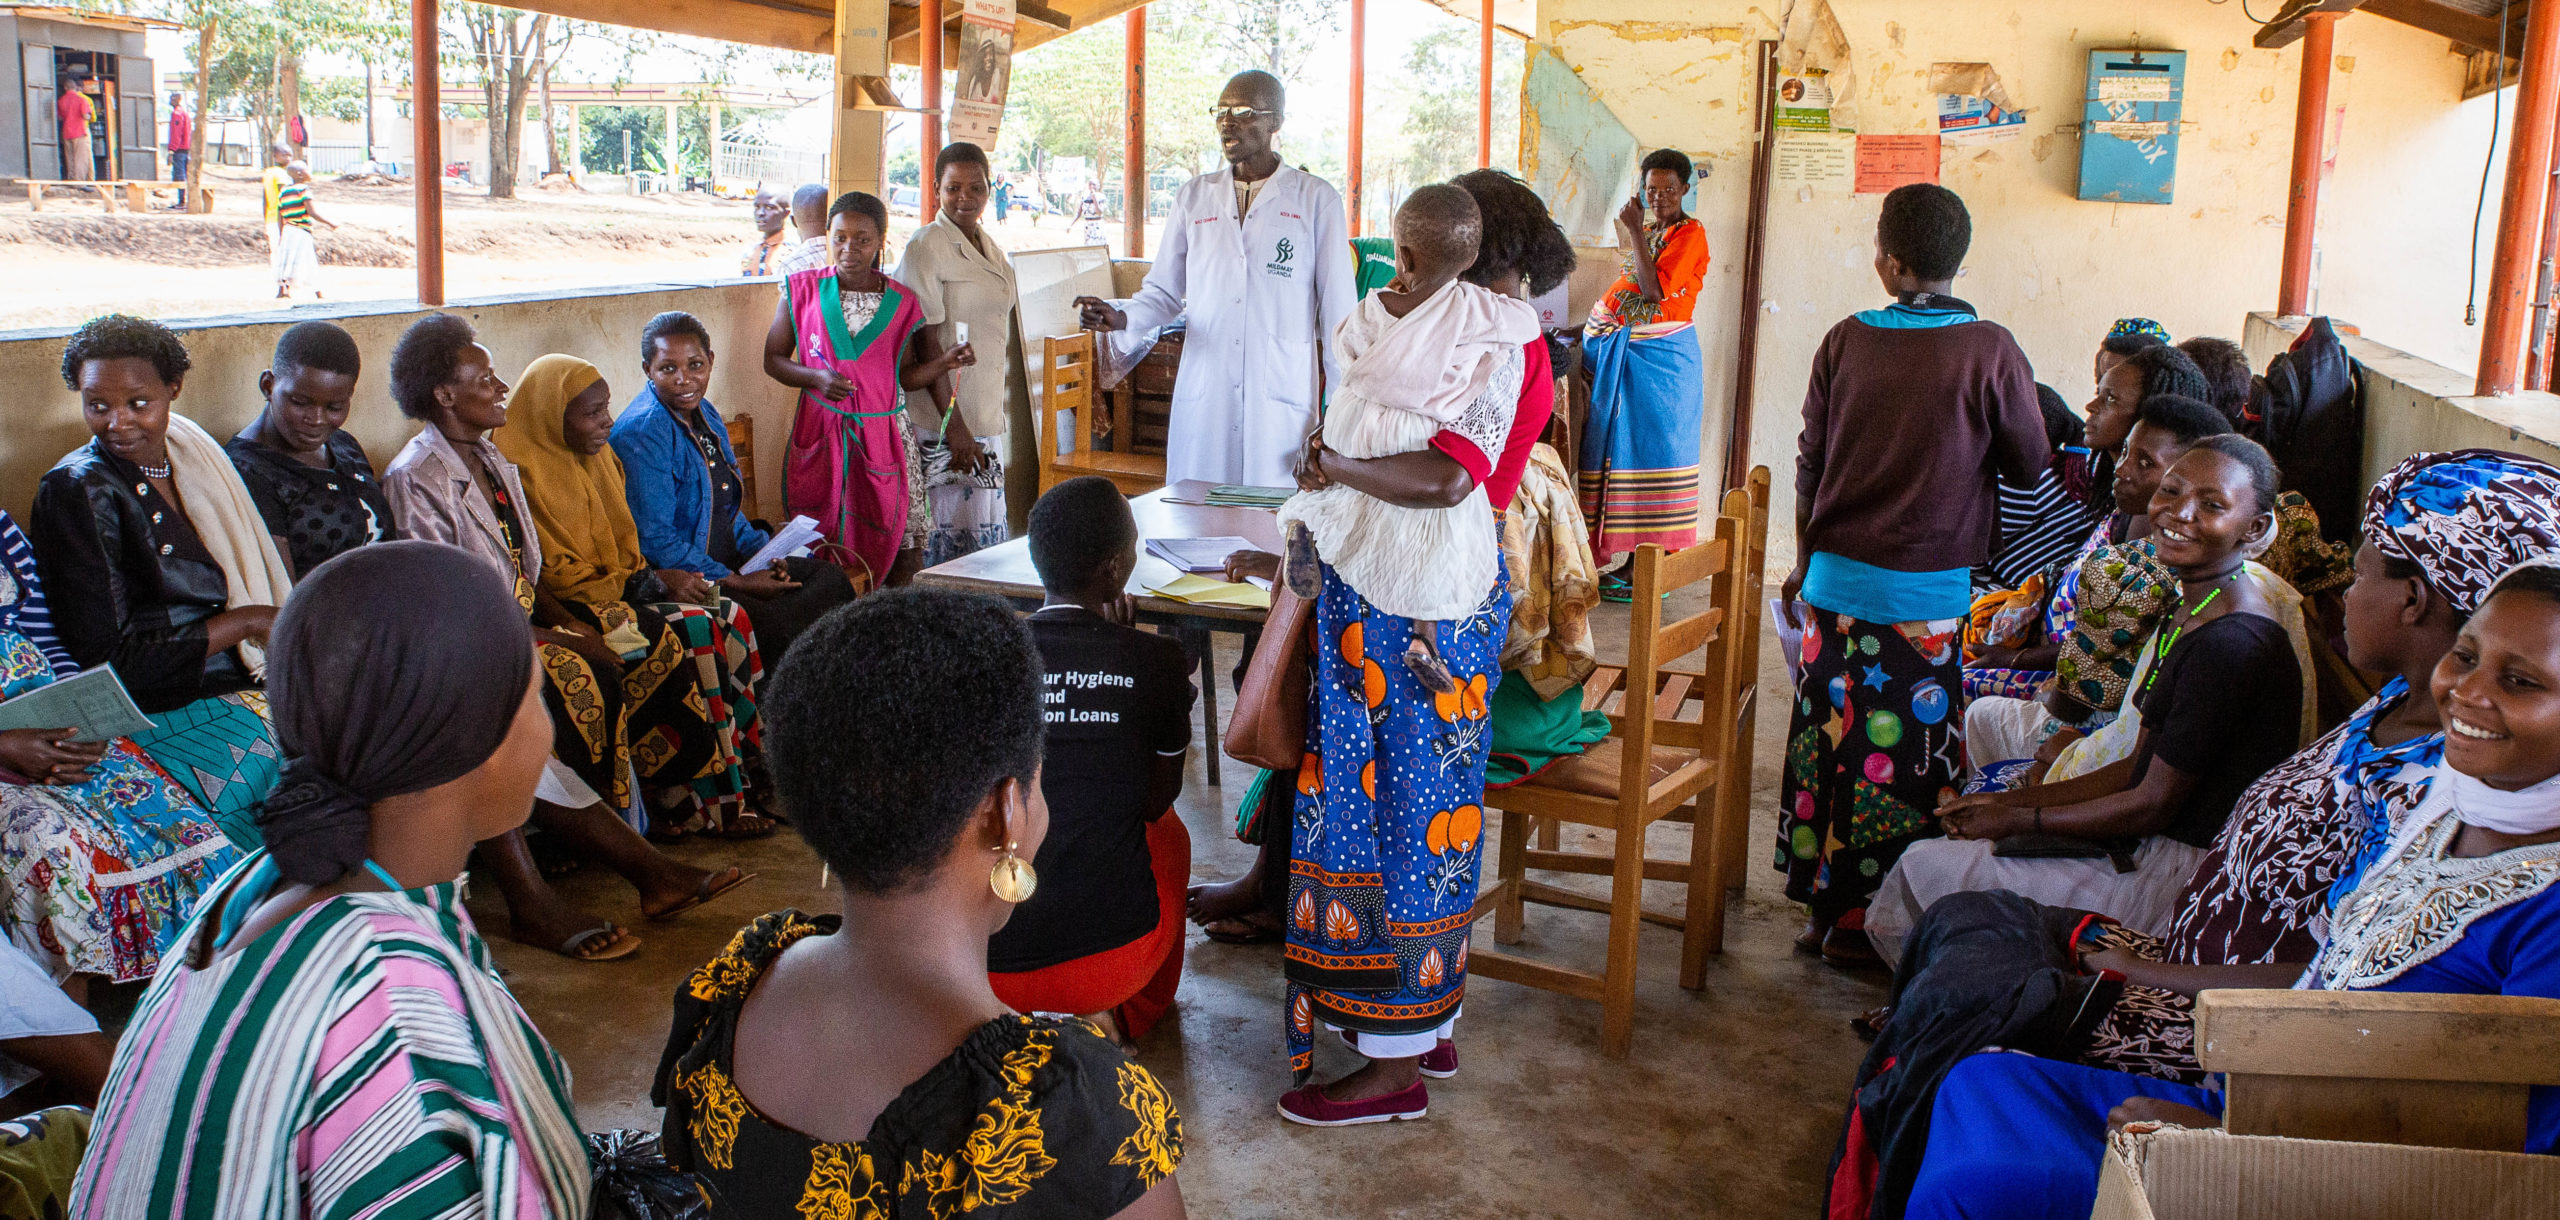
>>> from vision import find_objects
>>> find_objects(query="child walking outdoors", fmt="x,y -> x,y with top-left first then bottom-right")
1777,183 -> 2051,966
1278,183 -> 1541,692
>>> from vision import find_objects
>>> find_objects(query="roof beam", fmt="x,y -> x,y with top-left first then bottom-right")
2364,0 -> 2531,54
2253,0 -> 2369,49
502,0 -> 834,54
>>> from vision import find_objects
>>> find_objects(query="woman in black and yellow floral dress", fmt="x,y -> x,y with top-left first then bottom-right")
654,588 -> 1184,1219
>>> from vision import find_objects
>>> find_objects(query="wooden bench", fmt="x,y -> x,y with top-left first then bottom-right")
22,179 -> 195,213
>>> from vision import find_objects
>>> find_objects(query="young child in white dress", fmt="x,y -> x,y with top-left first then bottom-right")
1279,184 -> 1541,691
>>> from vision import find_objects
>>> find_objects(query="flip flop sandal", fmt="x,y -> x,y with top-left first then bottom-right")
1199,916 -> 1283,945
649,867 -> 758,922
706,814 -> 782,841
556,924 -> 641,962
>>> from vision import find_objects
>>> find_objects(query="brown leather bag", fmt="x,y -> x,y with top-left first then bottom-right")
1222,585 -> 1313,771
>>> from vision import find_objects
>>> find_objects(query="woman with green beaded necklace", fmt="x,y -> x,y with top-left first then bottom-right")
1866,435 -> 2304,957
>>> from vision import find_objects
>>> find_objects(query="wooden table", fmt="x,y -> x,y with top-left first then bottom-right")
915,483 -> 1283,786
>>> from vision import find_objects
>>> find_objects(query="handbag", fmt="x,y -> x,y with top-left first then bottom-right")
1222,585 -> 1313,772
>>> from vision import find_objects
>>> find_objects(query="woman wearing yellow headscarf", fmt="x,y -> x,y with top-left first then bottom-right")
495,354 -> 773,839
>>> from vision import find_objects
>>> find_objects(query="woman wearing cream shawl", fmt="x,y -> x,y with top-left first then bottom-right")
493,354 -> 771,839
31,315 -> 296,848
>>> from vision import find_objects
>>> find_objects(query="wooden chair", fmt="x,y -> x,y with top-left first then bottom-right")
728,413 -> 760,523
1036,332 -> 1164,497
1468,508 -> 1750,1058
2196,989 -> 2560,1151
1713,467 -> 1773,892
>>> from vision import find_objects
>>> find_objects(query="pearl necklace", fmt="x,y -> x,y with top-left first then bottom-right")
139,460 -> 171,479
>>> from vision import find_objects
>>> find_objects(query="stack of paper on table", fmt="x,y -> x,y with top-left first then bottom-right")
1205,485 -> 1293,509
1145,573 -> 1272,610
1145,536 -> 1255,573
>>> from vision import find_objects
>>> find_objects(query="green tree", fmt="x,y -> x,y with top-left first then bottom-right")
159,0 -> 398,152
1206,0 -> 1338,86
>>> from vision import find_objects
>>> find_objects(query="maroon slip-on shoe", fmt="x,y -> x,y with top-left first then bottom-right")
1277,1080 -> 1430,1127
1336,1030 -> 1459,1079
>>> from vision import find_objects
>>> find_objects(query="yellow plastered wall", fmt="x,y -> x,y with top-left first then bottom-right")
0,282 -> 798,525
1539,1 -> 2500,531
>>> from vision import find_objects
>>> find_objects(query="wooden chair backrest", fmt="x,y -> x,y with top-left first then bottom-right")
1039,331 -> 1098,490
1611,530 -> 1740,810
728,413 -> 759,522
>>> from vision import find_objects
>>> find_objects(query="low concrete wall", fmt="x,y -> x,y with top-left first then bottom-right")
0,280 -> 798,524
2242,311 -> 2560,492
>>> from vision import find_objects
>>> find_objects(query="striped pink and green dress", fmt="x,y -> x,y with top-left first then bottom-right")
70,861 -> 590,1218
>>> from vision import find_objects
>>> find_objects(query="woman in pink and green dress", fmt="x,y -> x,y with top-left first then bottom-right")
764,190 -> 976,588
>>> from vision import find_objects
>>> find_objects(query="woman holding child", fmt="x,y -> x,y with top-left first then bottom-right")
1272,184 -> 1535,1126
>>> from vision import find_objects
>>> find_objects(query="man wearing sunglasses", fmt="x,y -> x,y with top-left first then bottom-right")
1075,70 -> 1355,489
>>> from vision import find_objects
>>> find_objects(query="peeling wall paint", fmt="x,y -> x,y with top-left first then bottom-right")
1540,0 -> 2500,529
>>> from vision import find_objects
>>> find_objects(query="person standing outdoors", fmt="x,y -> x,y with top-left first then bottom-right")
895,141 -> 1034,556
994,175 -> 1013,224
56,73 -> 96,182
742,185 -> 790,276
1075,70 -> 1356,489
775,183 -> 832,279
166,93 -> 191,208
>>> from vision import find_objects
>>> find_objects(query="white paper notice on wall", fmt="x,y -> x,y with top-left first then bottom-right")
1772,132 -> 1856,191
2096,75 -> 2172,103
2091,120 -> 2174,140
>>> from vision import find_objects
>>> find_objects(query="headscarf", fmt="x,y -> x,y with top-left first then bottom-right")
2108,317 -> 2170,345
2053,543 -> 2176,716
254,540 -> 536,884
2363,449 -> 2560,615
490,354 -> 646,607
2257,491 -> 2354,597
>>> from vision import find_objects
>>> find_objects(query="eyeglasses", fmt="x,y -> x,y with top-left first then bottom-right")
1211,106 -> 1276,124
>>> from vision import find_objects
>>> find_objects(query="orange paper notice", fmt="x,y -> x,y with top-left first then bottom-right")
1855,135 -> 1941,193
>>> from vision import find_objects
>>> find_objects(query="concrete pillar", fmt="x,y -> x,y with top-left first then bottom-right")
708,99 -> 723,191
831,0 -> 889,199
664,101 -> 682,189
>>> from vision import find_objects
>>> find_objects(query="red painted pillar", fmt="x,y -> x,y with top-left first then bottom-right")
921,0 -> 942,222
2276,12 -> 2336,317
2479,0 -> 2560,395
1476,0 -> 1494,168
1125,8 -> 1145,257
413,0 -> 443,306
1348,0 -> 1364,235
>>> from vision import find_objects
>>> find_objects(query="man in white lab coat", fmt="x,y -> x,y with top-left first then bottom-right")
1075,70 -> 1356,488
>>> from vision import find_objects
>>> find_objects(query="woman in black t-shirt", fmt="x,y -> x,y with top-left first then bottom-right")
656,588 -> 1185,1219
989,478 -> 1195,1049
1865,436 -> 2304,959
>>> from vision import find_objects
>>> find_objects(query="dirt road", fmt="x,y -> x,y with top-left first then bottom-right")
0,166 -> 1169,332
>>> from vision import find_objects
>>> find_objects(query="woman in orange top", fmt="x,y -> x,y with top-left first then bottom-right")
1579,149 -> 1710,599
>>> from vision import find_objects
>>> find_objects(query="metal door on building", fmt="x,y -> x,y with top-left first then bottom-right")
116,54 -> 153,180
22,43 -> 56,178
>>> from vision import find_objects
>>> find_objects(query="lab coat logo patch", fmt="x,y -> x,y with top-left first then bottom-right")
1267,237 -> 1294,278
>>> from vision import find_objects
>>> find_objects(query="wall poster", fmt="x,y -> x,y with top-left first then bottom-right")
949,0 -> 1016,146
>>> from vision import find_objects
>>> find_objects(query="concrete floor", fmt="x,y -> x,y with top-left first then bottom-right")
479,577 -> 1892,1217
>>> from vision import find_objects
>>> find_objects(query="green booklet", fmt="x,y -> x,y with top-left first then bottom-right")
0,665 -> 155,743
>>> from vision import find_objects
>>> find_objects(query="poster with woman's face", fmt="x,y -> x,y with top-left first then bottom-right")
951,5 -> 1016,145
